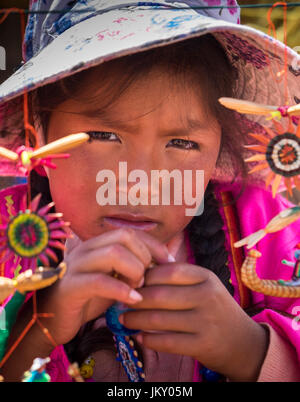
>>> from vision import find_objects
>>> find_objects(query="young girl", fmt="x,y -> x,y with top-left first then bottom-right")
0,0 -> 300,382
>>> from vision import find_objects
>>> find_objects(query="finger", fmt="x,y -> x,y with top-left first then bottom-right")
126,284 -> 200,310
68,272 -> 143,305
145,263 -> 211,286
115,271 -> 146,290
69,244 -> 145,282
135,231 -> 173,264
78,228 -> 153,267
120,309 -> 196,333
135,332 -> 198,358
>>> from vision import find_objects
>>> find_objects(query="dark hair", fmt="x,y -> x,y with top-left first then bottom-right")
29,34 -> 248,365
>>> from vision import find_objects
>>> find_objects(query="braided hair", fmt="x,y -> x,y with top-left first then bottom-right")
186,181 -> 234,296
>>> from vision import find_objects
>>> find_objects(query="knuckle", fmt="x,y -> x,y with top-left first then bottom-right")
205,268 -> 217,282
118,228 -> 151,266
202,277 -> 222,303
207,274 -> 221,292
143,250 -> 152,267
137,262 -> 145,276
195,266 -> 211,282
118,227 -> 135,242
132,267 -> 144,283
108,243 -> 125,258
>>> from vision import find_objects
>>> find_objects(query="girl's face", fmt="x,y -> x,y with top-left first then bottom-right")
46,66 -> 221,243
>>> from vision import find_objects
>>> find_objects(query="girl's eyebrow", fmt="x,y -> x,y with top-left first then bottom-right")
83,111 -> 209,136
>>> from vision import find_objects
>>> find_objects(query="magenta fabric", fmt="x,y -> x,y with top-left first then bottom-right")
46,345 -> 73,382
215,182 -> 300,367
1,182 -> 300,381
0,184 -> 29,278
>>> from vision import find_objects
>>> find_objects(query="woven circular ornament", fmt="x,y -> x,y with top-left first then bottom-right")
245,120 -> 300,197
7,212 -> 49,258
266,133 -> 300,178
0,193 -> 70,271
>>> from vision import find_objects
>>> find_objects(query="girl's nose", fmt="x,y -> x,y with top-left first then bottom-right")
118,148 -> 163,202
125,142 -> 163,172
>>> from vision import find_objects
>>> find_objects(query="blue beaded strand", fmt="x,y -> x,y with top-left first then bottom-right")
200,366 -> 221,382
105,302 -> 140,336
114,335 -> 145,382
106,302 -> 144,382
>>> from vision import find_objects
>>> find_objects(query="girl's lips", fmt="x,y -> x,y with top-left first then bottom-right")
103,217 -> 158,231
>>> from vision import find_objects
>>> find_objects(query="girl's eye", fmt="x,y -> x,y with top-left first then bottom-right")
87,131 -> 121,142
166,138 -> 200,150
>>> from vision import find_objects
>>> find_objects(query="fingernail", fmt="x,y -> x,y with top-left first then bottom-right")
129,289 -> 143,303
168,253 -> 176,262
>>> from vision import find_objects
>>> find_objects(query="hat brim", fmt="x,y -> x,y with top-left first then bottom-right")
0,5 -> 299,182
0,6 -> 299,108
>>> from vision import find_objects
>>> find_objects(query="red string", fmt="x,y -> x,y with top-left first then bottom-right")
266,2 -> 289,106
0,8 -> 23,25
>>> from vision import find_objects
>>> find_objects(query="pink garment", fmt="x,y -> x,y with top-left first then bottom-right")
1,182 -> 300,381
215,182 -> 300,382
217,183 -> 300,356
257,324 -> 300,381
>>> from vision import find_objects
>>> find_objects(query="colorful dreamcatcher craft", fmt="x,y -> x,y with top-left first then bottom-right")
235,247 -> 300,298
234,190 -> 300,297
0,133 -> 89,273
0,262 -> 66,304
235,205 -> 300,249
0,133 -> 89,177
0,192 -> 70,272
219,98 -> 300,297
219,98 -> 300,198
0,132 -> 89,377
